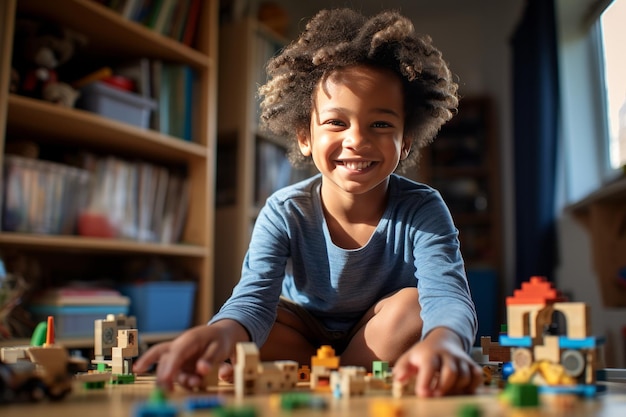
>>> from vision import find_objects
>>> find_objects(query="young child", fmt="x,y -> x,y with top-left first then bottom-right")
134,8 -> 482,398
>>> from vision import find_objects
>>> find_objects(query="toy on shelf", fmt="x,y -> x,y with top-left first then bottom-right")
498,276 -> 605,397
11,18 -> 87,107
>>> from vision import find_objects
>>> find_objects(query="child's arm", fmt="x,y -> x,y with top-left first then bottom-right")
133,319 -> 249,391
392,327 -> 483,397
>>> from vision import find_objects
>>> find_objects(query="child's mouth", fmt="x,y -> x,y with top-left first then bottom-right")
340,161 -> 374,171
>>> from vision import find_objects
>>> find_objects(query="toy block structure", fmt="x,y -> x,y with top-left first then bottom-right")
499,276 -> 605,397
330,366 -> 367,397
234,342 -> 298,397
111,328 -> 139,375
0,316 -> 88,401
92,313 -> 138,383
310,345 -> 340,391
93,313 -> 137,365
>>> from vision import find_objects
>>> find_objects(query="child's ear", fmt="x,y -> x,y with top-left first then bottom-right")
400,138 -> 412,160
297,130 -> 312,156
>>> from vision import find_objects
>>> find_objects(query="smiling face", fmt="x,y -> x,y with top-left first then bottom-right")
298,65 -> 411,200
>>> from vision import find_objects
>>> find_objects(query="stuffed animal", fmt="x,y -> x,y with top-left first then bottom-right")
11,18 -> 87,107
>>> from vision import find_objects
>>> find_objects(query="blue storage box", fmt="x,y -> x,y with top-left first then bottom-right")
77,81 -> 156,128
29,305 -> 129,338
119,282 -> 196,332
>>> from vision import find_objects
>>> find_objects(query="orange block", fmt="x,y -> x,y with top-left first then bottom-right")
506,276 -> 568,305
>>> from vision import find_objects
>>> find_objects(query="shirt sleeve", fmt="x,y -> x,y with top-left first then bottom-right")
412,191 -> 478,352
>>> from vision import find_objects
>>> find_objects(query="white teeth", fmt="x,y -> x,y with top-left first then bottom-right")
344,161 -> 372,170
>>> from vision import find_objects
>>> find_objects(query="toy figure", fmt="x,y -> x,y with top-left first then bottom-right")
11,18 -> 87,107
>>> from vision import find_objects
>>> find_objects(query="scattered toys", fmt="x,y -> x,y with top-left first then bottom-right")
0,316 -> 88,403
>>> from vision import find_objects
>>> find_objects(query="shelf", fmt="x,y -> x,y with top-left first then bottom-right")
0,232 -> 207,257
16,0 -> 213,70
2,0 -> 219,328
7,95 -> 208,164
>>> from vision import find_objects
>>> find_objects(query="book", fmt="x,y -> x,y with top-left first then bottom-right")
182,0 -> 201,46
153,0 -> 177,34
167,0 -> 191,41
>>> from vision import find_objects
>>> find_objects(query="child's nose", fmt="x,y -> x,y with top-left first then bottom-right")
343,125 -> 370,150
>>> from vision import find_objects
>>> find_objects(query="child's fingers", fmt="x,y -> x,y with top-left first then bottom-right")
391,350 -> 417,382
133,341 -> 171,373
415,354 -> 440,397
434,355 -> 459,395
467,361 -> 484,393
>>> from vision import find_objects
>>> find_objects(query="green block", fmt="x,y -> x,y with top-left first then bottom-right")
458,403 -> 482,417
502,383 -> 539,407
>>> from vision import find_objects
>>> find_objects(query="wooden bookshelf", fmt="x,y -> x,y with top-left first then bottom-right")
0,0 -> 218,347
214,18 -> 315,308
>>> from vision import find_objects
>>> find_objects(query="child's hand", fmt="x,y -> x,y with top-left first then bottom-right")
132,319 -> 249,391
392,327 -> 483,397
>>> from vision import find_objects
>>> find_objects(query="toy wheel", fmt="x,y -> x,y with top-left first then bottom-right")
561,350 -> 585,378
511,348 -> 533,369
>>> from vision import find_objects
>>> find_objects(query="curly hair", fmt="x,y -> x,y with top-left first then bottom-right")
258,8 -> 459,171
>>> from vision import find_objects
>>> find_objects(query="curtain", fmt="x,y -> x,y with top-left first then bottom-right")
511,0 -> 560,287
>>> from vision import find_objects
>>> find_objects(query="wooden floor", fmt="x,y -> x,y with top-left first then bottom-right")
2,376 -> 626,417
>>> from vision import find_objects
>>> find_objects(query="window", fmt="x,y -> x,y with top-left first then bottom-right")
600,1 -> 626,169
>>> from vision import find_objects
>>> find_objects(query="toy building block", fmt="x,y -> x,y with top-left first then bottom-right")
183,395 -> 224,411
214,405 -> 258,417
480,336 -> 511,363
234,342 -> 300,397
499,383 -> 539,408
297,365 -> 310,382
457,403 -> 482,417
134,386 -> 178,417
372,361 -> 390,379
112,328 -> 139,376
391,377 -> 415,398
200,364 -> 219,389
235,342 -> 260,397
75,371 -> 112,389
311,345 -> 340,368
552,302 -> 590,339
44,315 -> 55,346
279,392 -> 327,410
256,360 -> 298,393
329,366 -> 367,397
94,313 -> 137,365
369,399 -> 403,417
310,345 -> 340,391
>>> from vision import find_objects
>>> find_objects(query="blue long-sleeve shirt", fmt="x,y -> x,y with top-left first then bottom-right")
210,173 -> 477,351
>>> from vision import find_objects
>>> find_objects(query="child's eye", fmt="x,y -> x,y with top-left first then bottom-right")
325,120 -> 346,127
372,121 -> 392,128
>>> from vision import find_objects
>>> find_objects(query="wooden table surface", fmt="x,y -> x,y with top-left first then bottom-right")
1,376 -> 626,416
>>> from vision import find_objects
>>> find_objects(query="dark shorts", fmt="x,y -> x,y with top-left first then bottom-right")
276,296 -> 371,355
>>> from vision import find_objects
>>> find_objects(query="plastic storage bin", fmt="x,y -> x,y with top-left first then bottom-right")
119,282 -> 196,332
29,305 -> 129,338
2,155 -> 91,234
77,81 -> 156,128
